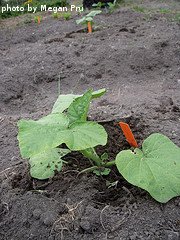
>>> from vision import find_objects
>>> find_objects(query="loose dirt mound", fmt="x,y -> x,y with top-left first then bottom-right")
0,1 -> 180,239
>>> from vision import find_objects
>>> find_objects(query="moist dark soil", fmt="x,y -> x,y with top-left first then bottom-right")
0,0 -> 180,239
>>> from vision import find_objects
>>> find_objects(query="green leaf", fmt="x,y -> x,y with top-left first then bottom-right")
101,152 -> 108,161
91,88 -> 106,99
93,168 -> 111,176
92,2 -> 105,8
115,133 -> 180,203
76,17 -> 86,25
29,148 -> 70,180
52,94 -> 81,113
67,90 -> 92,124
76,11 -> 101,25
52,89 -> 106,114
17,113 -> 69,158
18,116 -> 107,158
86,10 -> 102,17
67,121 -> 107,150
85,17 -> 93,22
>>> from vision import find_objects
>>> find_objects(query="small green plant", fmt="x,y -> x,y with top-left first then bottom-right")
34,15 -> 42,23
107,0 -> 117,13
158,8 -> 171,14
17,89 -> 180,203
52,12 -> 60,19
133,5 -> 146,13
76,10 -> 102,33
52,12 -> 71,20
18,89 -> 108,179
92,2 -> 106,9
62,12 -> 71,20
172,13 -> 180,22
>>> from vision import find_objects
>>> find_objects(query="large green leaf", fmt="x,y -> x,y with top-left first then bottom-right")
76,11 -> 102,25
76,17 -> 86,25
86,10 -> 102,17
52,94 -> 80,113
29,148 -> 70,180
66,121 -> 107,150
115,133 -> 180,203
18,116 -> 107,158
67,90 -> 92,124
91,88 -> 106,99
85,17 -> 93,22
52,89 -> 106,114
17,113 -> 69,158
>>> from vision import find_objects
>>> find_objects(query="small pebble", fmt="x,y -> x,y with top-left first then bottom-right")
80,220 -> 91,232
40,211 -> 57,226
32,209 -> 42,219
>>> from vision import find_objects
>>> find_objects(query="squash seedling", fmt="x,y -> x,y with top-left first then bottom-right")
62,12 -> 71,20
17,89 -> 109,180
17,89 -> 180,203
34,15 -> 42,24
76,10 -> 102,33
52,12 -> 60,19
92,0 -> 117,13
107,0 -> 117,13
92,2 -> 106,9
52,12 -> 71,20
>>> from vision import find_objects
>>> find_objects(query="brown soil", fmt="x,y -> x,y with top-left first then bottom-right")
0,1 -> 180,239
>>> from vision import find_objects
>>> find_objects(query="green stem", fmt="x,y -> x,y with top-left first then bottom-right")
104,160 -> 116,167
79,166 -> 98,174
81,148 -> 102,166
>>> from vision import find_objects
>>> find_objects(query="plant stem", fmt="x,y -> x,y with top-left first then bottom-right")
81,148 -> 102,166
79,166 -> 98,174
104,160 -> 116,167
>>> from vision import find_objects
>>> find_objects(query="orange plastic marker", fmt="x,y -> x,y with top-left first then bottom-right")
37,16 -> 41,24
87,21 -> 92,33
119,122 -> 138,148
